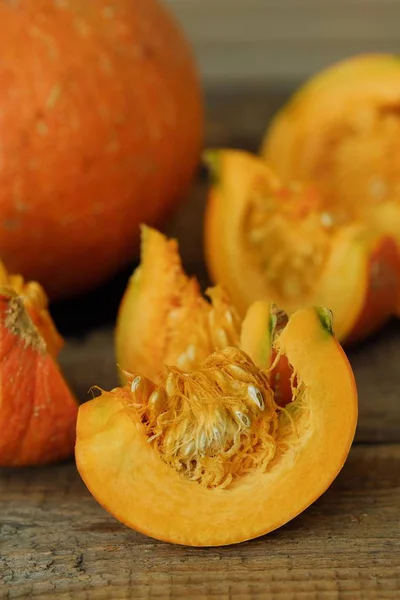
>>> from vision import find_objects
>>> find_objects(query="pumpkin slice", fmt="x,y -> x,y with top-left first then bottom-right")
261,53 -> 400,315
116,225 -> 283,380
76,305 -> 357,547
204,149 -> 400,342
0,265 -> 78,466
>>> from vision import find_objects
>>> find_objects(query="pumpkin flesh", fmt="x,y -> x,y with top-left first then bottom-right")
76,305 -> 357,546
261,53 -> 400,316
116,226 -> 273,382
204,149 -> 400,342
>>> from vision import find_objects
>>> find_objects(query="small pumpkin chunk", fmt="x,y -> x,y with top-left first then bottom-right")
0,263 -> 78,466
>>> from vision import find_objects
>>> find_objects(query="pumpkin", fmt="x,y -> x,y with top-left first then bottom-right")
115,225 -> 293,405
261,53 -> 400,314
0,263 -> 77,466
0,0 -> 203,298
204,149 -> 400,343
76,304 -> 358,546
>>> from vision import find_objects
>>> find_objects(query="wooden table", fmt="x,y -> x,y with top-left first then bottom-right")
1,90 -> 400,599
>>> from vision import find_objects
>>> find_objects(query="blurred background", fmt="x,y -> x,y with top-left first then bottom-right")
166,0 -> 399,88
160,0 -> 400,163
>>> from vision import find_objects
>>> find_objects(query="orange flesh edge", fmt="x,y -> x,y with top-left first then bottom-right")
240,300 -> 292,407
76,306 -> 357,547
346,236 -> 400,342
115,226 -> 186,380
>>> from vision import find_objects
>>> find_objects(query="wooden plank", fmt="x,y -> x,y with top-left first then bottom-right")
1,444 -> 399,599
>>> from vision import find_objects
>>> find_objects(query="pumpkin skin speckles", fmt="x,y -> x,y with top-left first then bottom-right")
0,0 -> 203,298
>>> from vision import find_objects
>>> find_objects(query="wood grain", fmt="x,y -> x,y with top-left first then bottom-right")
1,444 -> 399,599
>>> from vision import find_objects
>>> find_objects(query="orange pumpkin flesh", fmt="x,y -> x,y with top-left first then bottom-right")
241,301 -> 294,407
0,266 -> 77,466
204,149 -> 400,343
76,305 -> 357,547
261,53 -> 400,315
116,225 -> 280,383
0,0 -> 203,298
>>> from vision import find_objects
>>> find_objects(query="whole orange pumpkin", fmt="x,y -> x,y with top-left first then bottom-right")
0,0 -> 203,298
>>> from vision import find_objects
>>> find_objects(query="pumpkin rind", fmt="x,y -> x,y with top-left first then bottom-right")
0,269 -> 78,466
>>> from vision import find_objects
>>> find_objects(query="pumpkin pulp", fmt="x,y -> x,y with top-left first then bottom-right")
204,149 -> 400,342
116,226 -> 281,382
262,54 -> 400,220
261,53 -> 400,316
76,305 -> 358,546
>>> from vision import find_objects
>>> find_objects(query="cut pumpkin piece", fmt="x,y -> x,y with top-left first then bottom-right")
76,305 -> 358,547
261,53 -> 400,215
261,53 -> 400,315
0,265 -> 78,466
116,226 -> 293,402
116,226 -> 240,382
204,149 -> 400,342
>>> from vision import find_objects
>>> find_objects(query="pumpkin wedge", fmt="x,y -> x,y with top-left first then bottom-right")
0,264 -> 78,466
204,149 -> 400,343
116,225 -> 287,382
261,53 -> 400,314
76,305 -> 357,547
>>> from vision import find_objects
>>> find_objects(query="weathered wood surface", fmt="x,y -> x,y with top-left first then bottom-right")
1,445 -> 400,599
1,90 -> 400,599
